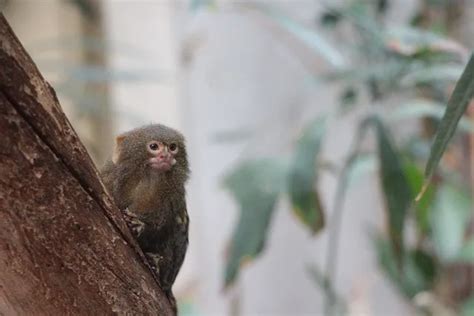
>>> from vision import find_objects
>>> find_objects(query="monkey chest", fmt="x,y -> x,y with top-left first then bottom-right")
137,206 -> 188,251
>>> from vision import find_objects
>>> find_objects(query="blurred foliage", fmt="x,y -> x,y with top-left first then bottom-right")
70,0 -> 97,19
374,117 -> 413,261
258,4 -> 346,69
423,54 -> 474,186
389,99 -> 474,133
288,116 -> 326,233
430,184 -> 472,262
373,233 -> 437,298
218,0 -> 474,314
223,158 -> 288,287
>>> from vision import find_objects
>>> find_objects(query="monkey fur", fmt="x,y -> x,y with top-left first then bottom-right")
101,124 -> 190,312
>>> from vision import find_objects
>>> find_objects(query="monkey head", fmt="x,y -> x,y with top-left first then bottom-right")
112,124 -> 190,183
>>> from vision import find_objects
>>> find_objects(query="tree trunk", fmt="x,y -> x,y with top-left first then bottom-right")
0,14 -> 173,315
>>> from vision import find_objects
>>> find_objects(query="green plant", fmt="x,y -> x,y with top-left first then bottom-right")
221,1 -> 473,314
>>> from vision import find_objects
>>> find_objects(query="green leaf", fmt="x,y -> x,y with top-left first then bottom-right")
288,117 -> 326,233
384,26 -> 466,58
403,162 -> 435,234
347,3 -> 387,52
390,100 -> 474,133
424,54 -> 474,186
411,249 -> 437,285
307,264 -> 346,315
373,234 -> 437,298
401,64 -> 463,86
71,0 -> 97,18
430,184 -> 472,262
376,0 -> 389,14
307,264 -> 333,297
322,60 -> 408,84
223,158 -> 288,287
257,6 -> 345,69
374,118 -> 412,259
456,239 -> 474,263
339,87 -> 358,112
320,11 -> 342,28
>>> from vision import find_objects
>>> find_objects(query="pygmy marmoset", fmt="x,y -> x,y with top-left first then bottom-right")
101,124 -> 190,311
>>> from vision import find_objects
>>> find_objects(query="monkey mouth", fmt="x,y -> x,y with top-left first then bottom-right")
150,162 -> 172,171
148,157 -> 176,172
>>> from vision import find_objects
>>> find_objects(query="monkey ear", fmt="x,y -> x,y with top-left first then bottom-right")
112,134 -> 126,164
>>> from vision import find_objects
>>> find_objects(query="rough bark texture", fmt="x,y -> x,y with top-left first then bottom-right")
0,14 -> 173,315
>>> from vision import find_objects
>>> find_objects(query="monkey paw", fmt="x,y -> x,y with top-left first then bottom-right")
123,208 -> 145,237
129,218 -> 145,237
145,252 -> 163,275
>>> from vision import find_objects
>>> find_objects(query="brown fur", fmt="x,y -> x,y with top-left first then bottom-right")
101,124 -> 190,313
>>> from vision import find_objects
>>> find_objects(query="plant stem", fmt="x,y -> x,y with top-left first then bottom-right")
322,122 -> 370,316
323,160 -> 351,316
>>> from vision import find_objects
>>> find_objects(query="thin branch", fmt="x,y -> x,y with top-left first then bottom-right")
323,122 -> 370,316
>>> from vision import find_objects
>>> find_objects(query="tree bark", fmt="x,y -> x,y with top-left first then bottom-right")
0,14 -> 173,315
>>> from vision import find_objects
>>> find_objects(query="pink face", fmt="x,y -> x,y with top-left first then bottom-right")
147,141 -> 179,172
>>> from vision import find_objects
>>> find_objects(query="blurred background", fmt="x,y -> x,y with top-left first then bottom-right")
1,0 -> 473,315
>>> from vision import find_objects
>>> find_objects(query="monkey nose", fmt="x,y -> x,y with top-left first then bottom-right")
158,152 -> 171,160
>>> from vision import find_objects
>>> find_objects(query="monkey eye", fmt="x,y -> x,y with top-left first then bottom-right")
148,141 -> 160,152
169,143 -> 178,153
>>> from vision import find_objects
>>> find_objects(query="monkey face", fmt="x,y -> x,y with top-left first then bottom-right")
146,140 -> 178,172
112,124 -> 190,181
